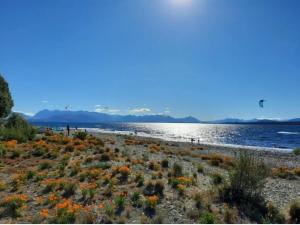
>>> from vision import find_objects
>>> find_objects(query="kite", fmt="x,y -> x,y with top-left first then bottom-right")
259,99 -> 266,108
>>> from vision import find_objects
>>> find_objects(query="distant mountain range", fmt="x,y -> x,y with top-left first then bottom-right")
19,110 -> 300,124
205,118 -> 300,124
26,110 -> 200,123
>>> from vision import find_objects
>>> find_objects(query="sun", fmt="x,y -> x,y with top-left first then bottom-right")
169,0 -> 193,7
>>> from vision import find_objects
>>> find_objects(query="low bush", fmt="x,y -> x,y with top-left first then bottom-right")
193,192 -> 203,209
264,202 -> 286,224
293,147 -> 300,155
289,200 -> 300,223
143,181 -> 164,196
0,144 -> 6,157
272,167 -> 296,180
80,183 -> 97,201
135,173 -> 144,187
62,182 -> 77,197
54,199 -> 82,223
0,194 -> 28,217
219,151 -> 270,223
100,153 -> 110,162
131,192 -> 142,208
38,161 -> 52,170
197,163 -> 204,173
161,159 -> 169,168
224,205 -> 238,224
73,131 -> 88,140
144,195 -> 159,210
199,212 -> 218,224
225,151 -> 269,202
114,195 -> 126,210
172,163 -> 183,177
210,172 -> 224,185
0,113 -> 36,142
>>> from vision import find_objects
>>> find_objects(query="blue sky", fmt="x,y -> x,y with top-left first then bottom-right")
1,0 -> 300,120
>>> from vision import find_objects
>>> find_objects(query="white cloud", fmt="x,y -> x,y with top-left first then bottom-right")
41,100 -> 48,104
95,106 -> 120,114
130,108 -> 151,114
164,107 -> 171,114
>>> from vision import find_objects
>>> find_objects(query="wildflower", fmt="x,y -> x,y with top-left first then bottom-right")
145,195 -> 159,209
5,140 -> 17,149
40,208 -> 49,218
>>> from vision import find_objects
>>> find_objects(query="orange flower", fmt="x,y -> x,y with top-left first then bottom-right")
55,199 -> 82,214
40,208 -> 49,218
48,193 -> 59,202
5,140 -> 17,149
146,195 -> 159,208
176,176 -> 193,185
118,166 -> 131,175
99,203 -> 104,209
1,194 -> 29,207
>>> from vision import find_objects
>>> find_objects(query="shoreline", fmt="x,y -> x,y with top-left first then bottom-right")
88,131 -> 300,168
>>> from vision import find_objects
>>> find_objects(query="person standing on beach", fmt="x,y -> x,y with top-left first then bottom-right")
66,124 -> 70,136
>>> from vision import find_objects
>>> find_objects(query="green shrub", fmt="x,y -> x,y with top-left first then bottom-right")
100,153 -> 110,162
114,195 -> 126,210
9,149 -> 20,159
0,113 -> 36,142
227,151 -> 269,202
143,181 -> 164,196
289,200 -> 300,223
26,170 -> 36,180
135,173 -> 144,187
193,192 -> 203,209
264,202 -> 286,224
197,163 -> 204,173
38,161 -> 52,170
219,151 -> 270,223
0,144 -> 6,157
210,172 -> 224,185
131,192 -> 142,208
32,148 -> 46,157
0,75 -> 14,119
293,148 -> 300,156
172,163 -> 183,177
199,212 -> 218,224
161,159 -> 169,168
74,131 -> 88,140
62,182 -> 77,197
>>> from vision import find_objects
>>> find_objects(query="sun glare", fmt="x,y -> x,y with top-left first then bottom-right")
169,0 -> 193,7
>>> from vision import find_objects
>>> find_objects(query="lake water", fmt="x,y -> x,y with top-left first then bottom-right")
32,122 -> 300,150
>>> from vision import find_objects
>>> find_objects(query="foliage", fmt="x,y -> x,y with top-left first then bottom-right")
219,151 -> 271,223
143,181 -> 165,196
73,131 -> 88,140
145,195 -> 159,210
289,200 -> 300,223
161,159 -> 169,168
0,194 -> 28,217
226,151 -> 269,202
293,147 -> 300,155
172,163 -> 183,177
114,195 -> 126,210
0,74 -> 14,119
197,163 -> 204,173
131,192 -> 142,208
0,113 -> 36,142
54,199 -> 82,223
210,172 -> 224,185
199,212 -> 218,224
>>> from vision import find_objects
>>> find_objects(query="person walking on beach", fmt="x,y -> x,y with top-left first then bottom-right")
66,124 -> 70,136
